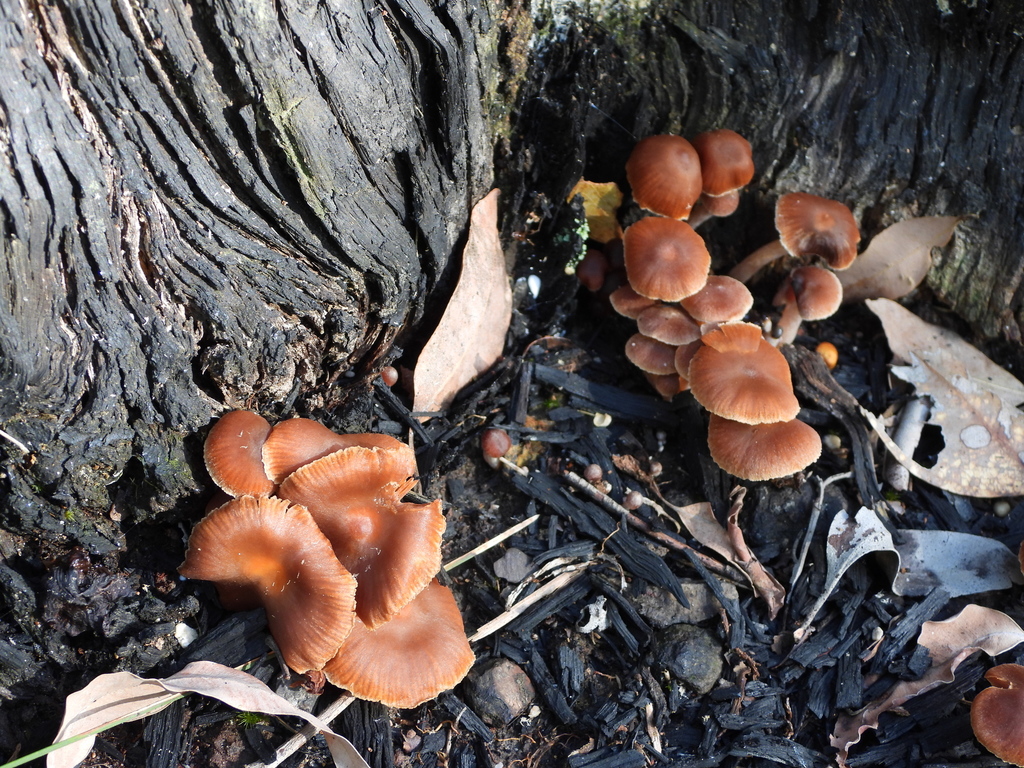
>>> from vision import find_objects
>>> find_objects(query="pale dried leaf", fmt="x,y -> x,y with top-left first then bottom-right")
568,178 -> 624,244
832,605 -> 1024,766
838,216 -> 961,303
795,507 -> 899,640
669,498 -> 784,618
861,361 -> 1024,497
892,529 -> 1024,597
864,299 -> 1024,497
867,297 -> 1024,406
49,661 -> 369,768
412,189 -> 512,417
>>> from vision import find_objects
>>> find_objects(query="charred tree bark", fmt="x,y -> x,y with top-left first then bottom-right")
0,0 -> 492,548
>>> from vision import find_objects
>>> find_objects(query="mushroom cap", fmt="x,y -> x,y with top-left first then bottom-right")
204,410 -> 275,497
681,275 -> 754,324
775,193 -> 861,270
971,663 -> 1024,766
688,323 -> 800,424
179,495 -> 357,673
608,284 -> 659,319
706,414 -> 822,481
690,129 -> 755,197
263,418 -> 416,484
278,446 -> 445,629
625,134 -> 703,219
636,304 -> 702,345
775,266 -> 844,320
623,217 -> 711,302
674,339 -> 704,379
625,333 -> 678,375
576,248 -> 610,292
645,372 -> 688,400
324,579 -> 475,709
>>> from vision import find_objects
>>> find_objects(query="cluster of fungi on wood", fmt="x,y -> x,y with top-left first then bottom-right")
179,410 -> 474,708
576,130 -> 863,481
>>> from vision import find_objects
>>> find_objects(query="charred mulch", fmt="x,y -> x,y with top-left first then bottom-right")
3,268 -> 1024,768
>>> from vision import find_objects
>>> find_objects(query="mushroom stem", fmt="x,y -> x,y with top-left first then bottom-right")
729,239 -> 788,283
771,300 -> 804,346
688,191 -> 741,229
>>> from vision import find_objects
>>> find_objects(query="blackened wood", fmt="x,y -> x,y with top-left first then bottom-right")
504,467 -> 690,607
728,733 -> 825,767
870,588 -> 949,674
782,345 -> 884,510
438,691 -> 494,743
532,365 -> 681,426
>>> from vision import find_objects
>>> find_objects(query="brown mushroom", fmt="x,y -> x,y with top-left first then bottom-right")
625,333 -> 678,376
278,446 -> 445,629
623,217 -> 711,302
625,134 -> 703,220
771,265 -> 844,345
688,322 -> 800,424
706,414 -> 822,481
179,495 -> 358,673
729,193 -> 861,283
636,304 -> 702,346
608,284 -> 659,319
323,579 -> 475,709
688,129 -> 755,227
971,663 -> 1024,766
262,417 -> 416,485
204,410 -> 275,497
680,275 -> 754,326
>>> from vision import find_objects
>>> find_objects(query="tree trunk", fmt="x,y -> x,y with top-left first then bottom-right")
0,0 -> 493,549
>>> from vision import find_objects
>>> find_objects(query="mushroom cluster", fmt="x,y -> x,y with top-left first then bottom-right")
573,131 -> 839,481
730,192 -> 860,345
180,410 -> 474,708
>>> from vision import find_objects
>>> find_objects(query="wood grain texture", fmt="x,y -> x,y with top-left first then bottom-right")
0,0 -> 491,541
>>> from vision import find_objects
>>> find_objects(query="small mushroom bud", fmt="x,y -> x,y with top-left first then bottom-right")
583,464 -> 603,484
481,428 -> 513,469
623,490 -> 644,510
380,366 -> 399,387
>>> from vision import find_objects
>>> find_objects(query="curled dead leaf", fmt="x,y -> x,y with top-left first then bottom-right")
838,216 -> 961,303
831,605 -> 1024,767
412,189 -> 512,418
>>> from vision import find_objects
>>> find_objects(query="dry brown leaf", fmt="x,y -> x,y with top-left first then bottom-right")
868,298 -> 1024,405
864,299 -> 1024,497
49,661 -> 369,768
838,216 -> 961,303
568,178 -> 624,244
664,492 -> 784,618
831,605 -> 1024,766
412,189 -> 512,417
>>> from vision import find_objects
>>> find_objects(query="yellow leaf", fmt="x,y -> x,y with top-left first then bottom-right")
568,179 -> 623,244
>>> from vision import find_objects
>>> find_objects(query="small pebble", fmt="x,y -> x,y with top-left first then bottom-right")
464,658 -> 536,726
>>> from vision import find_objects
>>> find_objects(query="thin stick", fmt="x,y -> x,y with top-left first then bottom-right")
561,470 -> 741,581
468,566 -> 590,643
789,471 -> 853,592
248,695 -> 355,768
443,514 -> 541,571
0,428 -> 29,456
